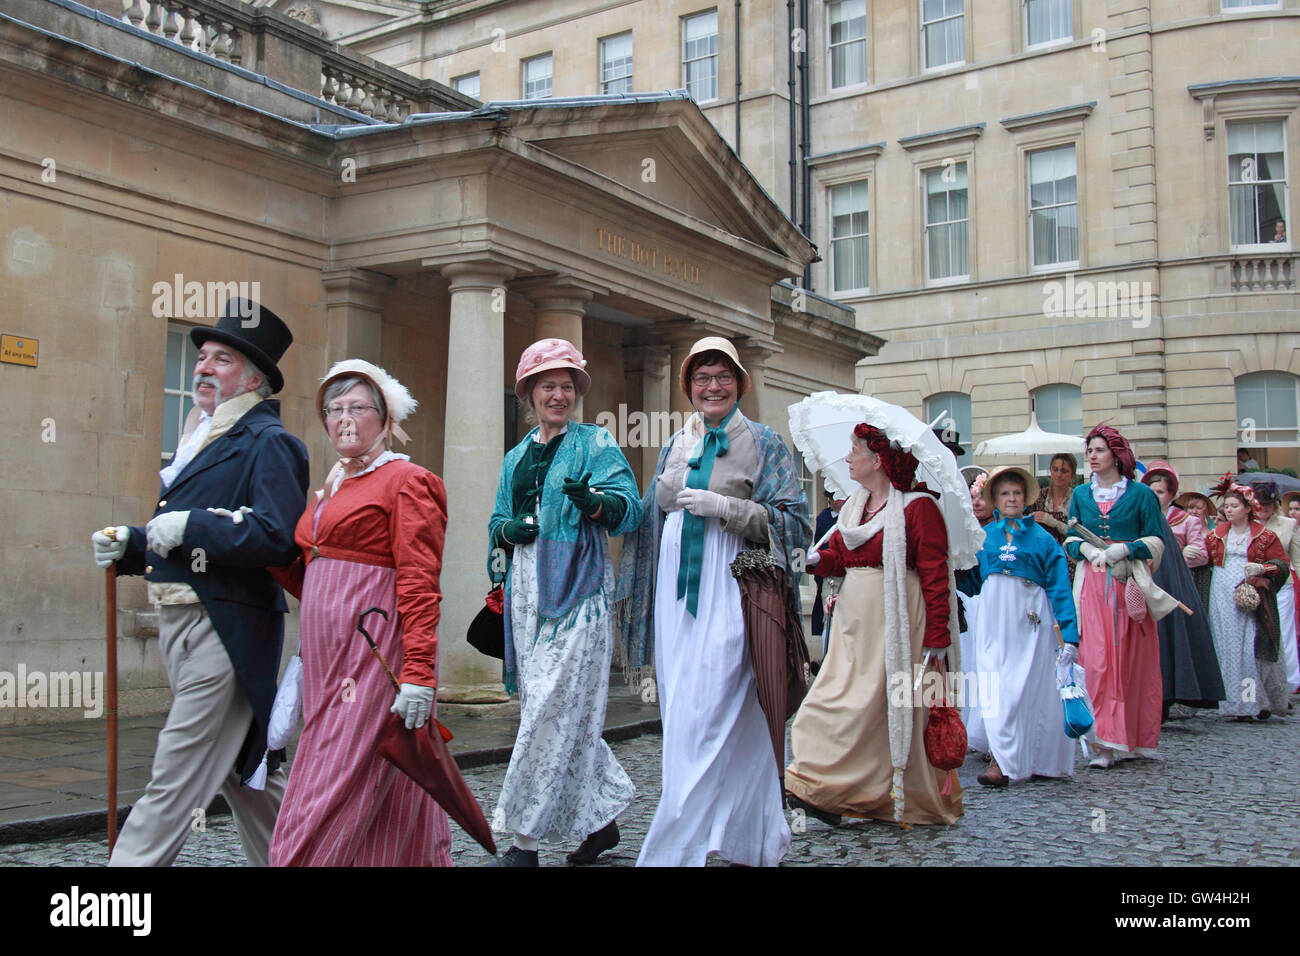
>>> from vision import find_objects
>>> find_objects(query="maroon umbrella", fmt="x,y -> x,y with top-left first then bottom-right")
730,550 -> 813,779
357,608 -> 497,855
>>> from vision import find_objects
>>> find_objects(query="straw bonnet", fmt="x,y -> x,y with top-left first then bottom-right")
982,465 -> 1037,506
679,335 -> 751,398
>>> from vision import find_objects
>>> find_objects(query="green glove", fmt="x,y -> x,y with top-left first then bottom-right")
562,472 -> 603,516
498,516 -> 540,546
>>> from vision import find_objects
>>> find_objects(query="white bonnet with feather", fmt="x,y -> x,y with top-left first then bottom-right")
318,359 -> 417,426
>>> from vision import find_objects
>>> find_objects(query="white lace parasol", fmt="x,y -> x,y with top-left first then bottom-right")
788,391 -> 985,569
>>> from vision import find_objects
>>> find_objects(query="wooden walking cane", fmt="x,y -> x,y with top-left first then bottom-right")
102,528 -> 120,856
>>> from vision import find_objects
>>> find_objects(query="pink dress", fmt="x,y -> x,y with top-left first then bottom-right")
270,458 -> 453,866
1073,494 -> 1163,756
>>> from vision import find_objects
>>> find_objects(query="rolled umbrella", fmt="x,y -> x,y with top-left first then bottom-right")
730,549 -> 811,780
101,528 -> 120,857
356,608 -> 497,855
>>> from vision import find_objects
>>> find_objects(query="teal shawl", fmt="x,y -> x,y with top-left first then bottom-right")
488,421 -> 641,692
614,417 -> 810,680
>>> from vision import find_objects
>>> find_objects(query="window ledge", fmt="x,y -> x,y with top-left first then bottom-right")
1001,102 -> 1095,131
899,122 -> 985,151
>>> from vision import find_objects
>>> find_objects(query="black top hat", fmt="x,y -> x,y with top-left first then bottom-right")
932,427 -> 965,458
190,299 -> 292,393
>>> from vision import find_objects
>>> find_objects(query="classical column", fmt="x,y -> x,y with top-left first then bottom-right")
321,268 -> 392,365
437,261 -> 516,703
735,337 -> 781,426
622,342 -> 671,488
525,281 -> 593,349
655,319 -> 703,419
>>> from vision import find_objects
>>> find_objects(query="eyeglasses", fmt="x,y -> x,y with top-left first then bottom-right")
691,373 -> 736,387
324,403 -> 380,420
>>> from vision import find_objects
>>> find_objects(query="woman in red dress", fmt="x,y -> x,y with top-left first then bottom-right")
269,360 -> 453,866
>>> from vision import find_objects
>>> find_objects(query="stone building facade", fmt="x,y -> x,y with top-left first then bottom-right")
1,0 -> 874,720
313,0 -> 1300,491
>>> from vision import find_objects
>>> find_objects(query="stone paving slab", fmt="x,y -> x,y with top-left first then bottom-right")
2,705 -> 1296,867
0,686 -> 660,840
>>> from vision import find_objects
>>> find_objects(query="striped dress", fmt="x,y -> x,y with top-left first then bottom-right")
269,455 -> 452,867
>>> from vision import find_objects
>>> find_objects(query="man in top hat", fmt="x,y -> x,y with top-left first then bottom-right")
91,299 -> 309,866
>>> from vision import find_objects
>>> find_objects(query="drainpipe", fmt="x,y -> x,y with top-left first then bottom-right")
787,0 -> 797,224
798,0 -> 811,289
735,0 -> 742,158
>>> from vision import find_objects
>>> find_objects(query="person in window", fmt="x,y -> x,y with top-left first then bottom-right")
618,336 -> 809,866
270,360 -> 451,867
1237,448 -> 1261,472
1064,425 -> 1168,769
785,423 -> 961,827
1272,220 -> 1287,243
1206,482 -> 1290,721
490,338 -> 641,867
970,466 -> 1077,788
1141,462 -> 1224,720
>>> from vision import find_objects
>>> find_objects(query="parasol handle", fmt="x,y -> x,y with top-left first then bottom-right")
356,606 -> 401,692
810,524 -> 838,555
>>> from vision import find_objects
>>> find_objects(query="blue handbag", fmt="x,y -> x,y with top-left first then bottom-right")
1058,663 -> 1094,739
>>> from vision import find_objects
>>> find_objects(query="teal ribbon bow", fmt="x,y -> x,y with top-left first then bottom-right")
676,406 -> 738,616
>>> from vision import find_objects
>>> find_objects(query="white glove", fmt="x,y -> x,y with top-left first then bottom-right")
805,550 -> 821,568
1102,543 -> 1130,565
1059,643 -> 1079,667
390,683 -> 434,730
1244,562 -> 1267,578
207,506 -> 253,525
146,510 -> 190,557
676,487 -> 728,519
1080,542 -> 1106,571
92,526 -> 129,569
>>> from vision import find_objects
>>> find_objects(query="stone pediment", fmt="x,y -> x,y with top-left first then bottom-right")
252,0 -> 415,41
501,96 -> 813,267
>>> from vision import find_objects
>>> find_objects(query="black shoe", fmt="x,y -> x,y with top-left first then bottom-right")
786,793 -> 841,827
566,820 -> 619,865
1257,709 -> 1272,721
497,846 -> 539,867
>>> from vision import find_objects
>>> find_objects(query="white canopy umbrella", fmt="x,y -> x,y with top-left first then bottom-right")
974,410 -> 1085,458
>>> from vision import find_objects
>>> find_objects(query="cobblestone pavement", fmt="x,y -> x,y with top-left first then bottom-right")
3,707 -> 1297,867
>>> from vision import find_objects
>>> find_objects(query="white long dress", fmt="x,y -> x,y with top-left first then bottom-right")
1277,577 -> 1299,691
1210,529 -> 1261,718
494,537 -> 635,842
636,509 -> 791,867
958,590 -> 989,754
973,574 -> 1075,780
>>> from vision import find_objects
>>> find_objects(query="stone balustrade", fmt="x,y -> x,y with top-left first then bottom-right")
121,0 -> 241,63
1231,254 -> 1295,293
115,0 -> 466,120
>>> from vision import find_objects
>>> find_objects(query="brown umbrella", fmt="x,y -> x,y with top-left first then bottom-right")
356,608 -> 497,855
730,550 -> 812,780
101,528 -> 120,857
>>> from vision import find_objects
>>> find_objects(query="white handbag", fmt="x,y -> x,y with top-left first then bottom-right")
267,655 -> 303,750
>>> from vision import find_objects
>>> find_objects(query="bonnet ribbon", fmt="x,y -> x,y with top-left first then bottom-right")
676,405 -> 738,616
